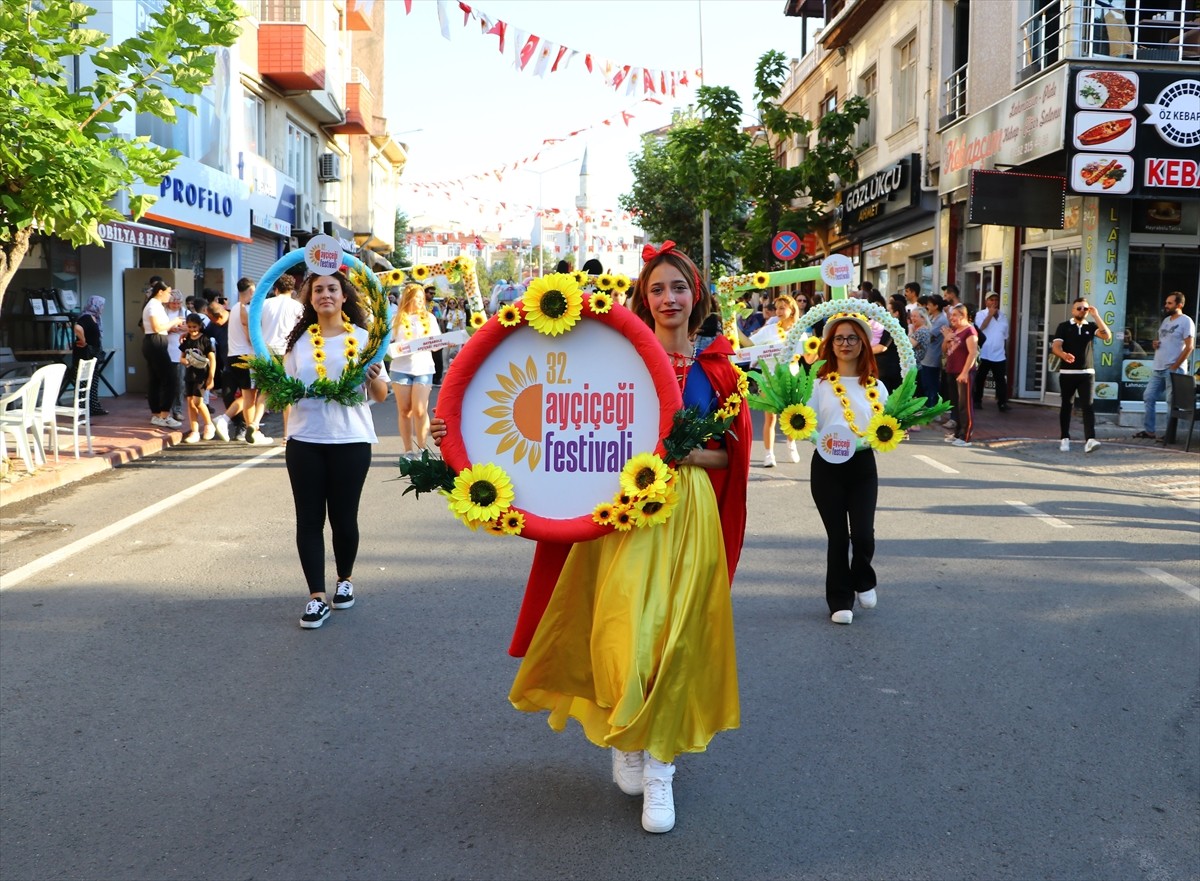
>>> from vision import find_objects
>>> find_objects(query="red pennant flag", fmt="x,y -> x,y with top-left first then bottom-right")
660,71 -> 667,93
670,73 -> 676,97
459,2 -> 471,24
611,65 -> 629,89
602,117 -> 612,126
487,19 -> 506,53
645,69 -> 655,93
552,45 -> 569,72
404,0 -> 412,11
679,71 -> 688,86
519,34 -> 539,70
621,110 -> 634,126
585,54 -> 593,73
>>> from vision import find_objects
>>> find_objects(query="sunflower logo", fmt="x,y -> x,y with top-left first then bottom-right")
589,292 -> 613,314
821,434 -> 838,454
865,414 -> 904,452
779,403 -> 818,441
497,304 -> 523,327
482,356 -> 544,471
523,273 -> 583,336
619,452 -> 671,498
447,462 -> 515,526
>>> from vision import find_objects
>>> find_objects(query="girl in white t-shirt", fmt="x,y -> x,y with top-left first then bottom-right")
141,281 -> 185,428
282,271 -> 389,629
387,282 -> 442,458
750,294 -> 803,467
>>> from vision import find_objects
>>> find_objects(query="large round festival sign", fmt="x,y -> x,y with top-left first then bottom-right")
437,290 -> 682,543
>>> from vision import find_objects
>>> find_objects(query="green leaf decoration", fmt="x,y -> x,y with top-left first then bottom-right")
397,450 -> 457,498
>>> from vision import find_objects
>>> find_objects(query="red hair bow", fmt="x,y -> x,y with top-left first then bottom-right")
640,240 -> 702,302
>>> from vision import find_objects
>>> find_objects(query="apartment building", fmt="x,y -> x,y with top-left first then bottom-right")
2,0 -> 407,396
784,0 -> 1198,416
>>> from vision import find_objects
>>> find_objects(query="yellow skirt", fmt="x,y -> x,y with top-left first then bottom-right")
508,465 -> 739,762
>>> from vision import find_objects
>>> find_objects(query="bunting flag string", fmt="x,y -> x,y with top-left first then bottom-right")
419,0 -> 699,97
402,96 -> 663,191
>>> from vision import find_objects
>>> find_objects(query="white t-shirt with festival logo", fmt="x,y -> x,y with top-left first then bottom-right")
283,327 -> 378,445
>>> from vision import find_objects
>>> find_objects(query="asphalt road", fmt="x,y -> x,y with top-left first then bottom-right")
2,401 -> 1198,881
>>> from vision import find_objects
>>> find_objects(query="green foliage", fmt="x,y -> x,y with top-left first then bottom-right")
746,359 -> 822,413
620,49 -> 868,274
661,405 -> 735,465
883,368 -> 953,428
397,450 -> 457,498
390,211 -> 410,268
0,0 -> 243,301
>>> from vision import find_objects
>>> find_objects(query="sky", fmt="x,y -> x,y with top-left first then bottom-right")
383,0 -> 814,236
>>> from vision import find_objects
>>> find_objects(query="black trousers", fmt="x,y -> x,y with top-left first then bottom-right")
285,440 -> 372,594
141,334 -> 176,414
974,358 -> 1008,406
1059,372 -> 1096,440
810,449 -> 878,613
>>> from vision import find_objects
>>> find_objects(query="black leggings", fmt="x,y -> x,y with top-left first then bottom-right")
142,334 -> 176,414
810,449 -> 878,613
285,440 -> 372,594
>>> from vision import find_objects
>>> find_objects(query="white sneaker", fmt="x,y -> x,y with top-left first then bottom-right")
857,589 -> 877,610
763,450 -> 777,468
641,759 -> 676,833
150,416 -> 169,427
1060,438 -> 1070,452
213,414 -> 230,442
1085,438 -> 1100,454
202,423 -> 216,441
831,610 -> 853,625
245,426 -> 274,445
183,431 -> 200,444
612,749 -> 644,796
787,439 -> 800,463
944,433 -> 956,443
163,415 -> 182,428
952,438 -> 971,447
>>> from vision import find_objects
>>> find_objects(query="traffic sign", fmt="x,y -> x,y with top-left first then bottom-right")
772,230 -> 801,261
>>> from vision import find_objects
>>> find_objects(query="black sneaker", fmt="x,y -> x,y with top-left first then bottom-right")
332,580 -> 355,610
300,598 -> 331,629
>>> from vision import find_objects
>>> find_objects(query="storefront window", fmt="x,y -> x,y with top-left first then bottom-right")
1125,248 -> 1200,356
863,228 -> 934,296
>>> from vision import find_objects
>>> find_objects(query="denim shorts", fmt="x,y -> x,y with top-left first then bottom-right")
390,372 -> 433,386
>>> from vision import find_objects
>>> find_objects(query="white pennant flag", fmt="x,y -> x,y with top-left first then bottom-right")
436,0 -> 451,40
511,27 -> 527,70
533,39 -> 555,78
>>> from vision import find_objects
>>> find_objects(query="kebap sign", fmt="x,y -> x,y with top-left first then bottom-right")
1066,68 -> 1200,197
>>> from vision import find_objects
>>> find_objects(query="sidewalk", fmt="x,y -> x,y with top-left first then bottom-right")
0,389 -> 1190,508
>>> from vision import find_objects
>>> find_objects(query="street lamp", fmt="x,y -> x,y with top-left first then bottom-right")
520,157 -> 579,277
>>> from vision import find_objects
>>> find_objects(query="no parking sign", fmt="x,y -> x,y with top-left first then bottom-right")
771,230 -> 801,262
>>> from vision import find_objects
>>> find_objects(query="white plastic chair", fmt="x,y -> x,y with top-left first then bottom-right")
55,358 -> 96,457
30,363 -> 67,464
0,377 -> 44,473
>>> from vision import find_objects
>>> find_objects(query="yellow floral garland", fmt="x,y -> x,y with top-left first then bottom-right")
398,311 -> 433,340
825,371 -> 884,437
307,314 -> 357,381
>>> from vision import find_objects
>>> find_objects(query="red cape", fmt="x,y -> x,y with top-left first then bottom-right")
507,334 -> 752,657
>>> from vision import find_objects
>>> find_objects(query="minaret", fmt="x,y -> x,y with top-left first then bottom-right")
575,148 -> 589,269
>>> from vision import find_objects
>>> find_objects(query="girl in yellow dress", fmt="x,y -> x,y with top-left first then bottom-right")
507,244 -> 750,834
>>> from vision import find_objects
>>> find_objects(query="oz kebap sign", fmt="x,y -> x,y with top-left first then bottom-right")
438,299 -> 681,543
771,230 -> 801,261
1066,68 -> 1200,197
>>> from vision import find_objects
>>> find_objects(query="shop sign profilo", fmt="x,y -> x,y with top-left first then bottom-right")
1066,68 -> 1200,198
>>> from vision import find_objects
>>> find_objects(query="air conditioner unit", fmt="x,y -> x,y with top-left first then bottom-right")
318,152 -> 342,182
295,194 -> 314,231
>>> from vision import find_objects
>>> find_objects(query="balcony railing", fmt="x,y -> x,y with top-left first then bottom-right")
257,0 -> 305,24
1019,0 -> 1199,82
940,63 -> 967,128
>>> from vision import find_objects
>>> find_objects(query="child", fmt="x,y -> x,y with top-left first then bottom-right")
179,313 -> 217,443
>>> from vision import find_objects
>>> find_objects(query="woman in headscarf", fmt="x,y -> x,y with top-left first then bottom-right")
72,296 -> 107,415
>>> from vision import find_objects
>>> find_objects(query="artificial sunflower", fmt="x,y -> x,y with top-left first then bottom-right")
589,292 -> 613,314
592,502 -> 615,526
865,386 -> 881,402
616,491 -> 635,508
832,382 -> 847,396
630,488 -> 678,528
865,413 -> 905,452
498,304 -> 523,327
613,274 -> 630,293
312,348 -> 327,363
388,269 -> 405,286
523,273 -> 584,337
734,365 -> 750,398
501,510 -> 526,535
612,508 -> 635,532
619,452 -> 671,498
412,264 -> 431,281
779,403 -> 819,441
571,270 -> 588,286
485,518 -> 508,536
596,273 -> 615,291
753,271 -> 770,289
469,311 -> 487,329
447,462 -> 515,525
843,408 -> 857,423
803,336 -> 822,356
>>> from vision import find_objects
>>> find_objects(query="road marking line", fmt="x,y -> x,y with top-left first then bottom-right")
0,447 -> 285,590
1139,567 -> 1200,602
1004,500 -> 1072,529
912,454 -> 958,474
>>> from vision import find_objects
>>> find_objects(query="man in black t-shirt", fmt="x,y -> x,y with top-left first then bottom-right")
1050,297 -> 1112,453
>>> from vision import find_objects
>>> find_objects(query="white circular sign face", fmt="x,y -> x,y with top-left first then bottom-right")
303,234 -> 343,275
820,254 -> 855,288
458,320 -> 662,521
815,424 -> 859,464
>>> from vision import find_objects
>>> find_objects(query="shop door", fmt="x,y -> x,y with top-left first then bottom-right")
1018,248 -> 1080,399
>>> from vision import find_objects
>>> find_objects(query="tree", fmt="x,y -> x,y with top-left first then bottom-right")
620,50 -> 868,274
0,0 -> 243,306
389,210 -> 410,268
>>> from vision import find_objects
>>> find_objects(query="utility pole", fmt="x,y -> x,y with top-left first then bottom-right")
698,0 -> 711,292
